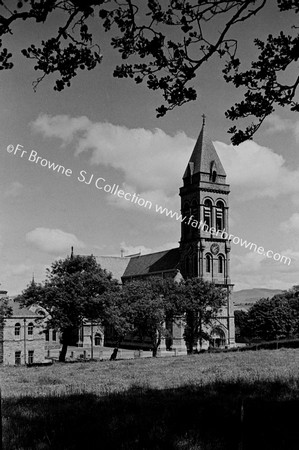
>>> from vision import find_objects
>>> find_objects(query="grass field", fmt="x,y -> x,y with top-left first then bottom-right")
1,348 -> 299,449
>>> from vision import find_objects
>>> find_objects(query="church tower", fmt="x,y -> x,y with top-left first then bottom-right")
179,116 -> 235,347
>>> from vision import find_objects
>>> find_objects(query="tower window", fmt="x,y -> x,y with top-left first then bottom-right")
218,255 -> 224,274
193,253 -> 198,277
183,202 -> 190,238
203,199 -> 212,228
191,200 -> 198,220
216,201 -> 225,231
206,254 -> 212,273
212,170 -> 217,182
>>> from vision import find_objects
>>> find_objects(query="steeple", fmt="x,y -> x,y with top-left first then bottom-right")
183,115 -> 226,180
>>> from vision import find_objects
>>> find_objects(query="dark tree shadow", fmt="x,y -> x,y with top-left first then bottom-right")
2,379 -> 299,449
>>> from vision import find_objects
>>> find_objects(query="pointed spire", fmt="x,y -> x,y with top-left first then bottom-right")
183,115 -> 226,179
71,246 -> 74,259
31,272 -> 35,286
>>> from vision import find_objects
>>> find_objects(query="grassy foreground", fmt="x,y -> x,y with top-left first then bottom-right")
1,348 -> 299,449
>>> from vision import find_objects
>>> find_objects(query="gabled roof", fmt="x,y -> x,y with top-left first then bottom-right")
122,248 -> 180,278
183,122 -> 226,178
96,256 -> 131,282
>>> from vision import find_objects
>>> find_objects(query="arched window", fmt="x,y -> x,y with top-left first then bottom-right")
95,333 -> 102,346
193,253 -> 198,277
15,323 -> 21,336
28,322 -> 34,336
206,254 -> 212,273
183,202 -> 190,238
218,255 -> 224,274
216,201 -> 225,231
190,200 -> 198,236
210,160 -> 217,182
191,200 -> 198,220
203,199 -> 212,228
45,329 -> 49,341
52,330 -> 57,341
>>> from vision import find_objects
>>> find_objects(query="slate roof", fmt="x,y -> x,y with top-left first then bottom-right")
183,123 -> 226,178
122,248 -> 180,279
8,299 -> 39,318
96,256 -> 131,282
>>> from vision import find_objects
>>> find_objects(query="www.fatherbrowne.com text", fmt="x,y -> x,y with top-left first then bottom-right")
6,144 -> 291,266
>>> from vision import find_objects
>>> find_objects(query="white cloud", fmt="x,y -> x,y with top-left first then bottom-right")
26,228 -> 85,254
264,113 -> 299,143
32,115 -> 193,207
32,114 -> 299,205
280,213 -> 299,232
215,140 -> 299,200
120,241 -> 179,257
231,247 -> 295,291
31,114 -> 90,144
4,181 -> 24,198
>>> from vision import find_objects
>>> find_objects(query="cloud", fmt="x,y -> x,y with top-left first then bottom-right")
4,181 -> 24,198
32,115 -> 193,207
215,140 -> 299,200
120,241 -> 179,257
32,114 -> 299,205
31,114 -> 90,144
231,249 -> 296,291
264,113 -> 299,143
280,213 -> 299,232
26,228 -> 85,254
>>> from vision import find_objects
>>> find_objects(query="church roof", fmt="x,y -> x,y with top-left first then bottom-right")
183,121 -> 226,178
96,256 -> 131,282
123,248 -> 180,278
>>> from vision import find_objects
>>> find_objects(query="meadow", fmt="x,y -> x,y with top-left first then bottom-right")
1,348 -> 299,449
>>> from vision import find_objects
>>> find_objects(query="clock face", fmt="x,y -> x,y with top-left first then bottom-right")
210,243 -> 220,255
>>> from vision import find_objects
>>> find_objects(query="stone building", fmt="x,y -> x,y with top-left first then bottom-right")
99,118 -> 235,351
0,295 -> 47,365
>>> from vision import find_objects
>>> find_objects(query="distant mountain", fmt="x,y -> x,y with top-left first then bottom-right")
232,288 -> 284,309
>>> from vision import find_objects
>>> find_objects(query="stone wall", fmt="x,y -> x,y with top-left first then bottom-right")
2,318 -> 46,365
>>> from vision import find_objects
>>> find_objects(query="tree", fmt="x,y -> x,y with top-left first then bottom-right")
178,278 -> 227,354
241,292 -> 299,341
18,254 -> 118,362
104,278 -> 182,357
0,297 -> 12,327
234,309 -> 249,343
0,1 -> 298,142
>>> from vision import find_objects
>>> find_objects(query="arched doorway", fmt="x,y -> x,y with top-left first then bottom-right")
210,328 -> 226,348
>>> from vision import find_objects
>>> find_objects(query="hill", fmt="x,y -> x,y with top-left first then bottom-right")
233,288 -> 284,310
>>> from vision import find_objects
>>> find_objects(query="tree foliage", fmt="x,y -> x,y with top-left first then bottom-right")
18,254 -> 118,361
103,277 -> 182,357
236,287 -> 299,342
0,1 -> 298,142
178,278 -> 227,353
0,296 -> 12,327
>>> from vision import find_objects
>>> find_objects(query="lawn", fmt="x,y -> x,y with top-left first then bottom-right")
1,348 -> 299,449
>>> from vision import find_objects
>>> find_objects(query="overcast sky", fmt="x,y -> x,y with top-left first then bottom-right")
1,2 -> 299,295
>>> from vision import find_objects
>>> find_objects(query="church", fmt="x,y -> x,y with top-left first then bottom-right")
89,117 -> 236,352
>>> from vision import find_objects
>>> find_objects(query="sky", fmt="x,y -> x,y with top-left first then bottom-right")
0,1 -> 299,295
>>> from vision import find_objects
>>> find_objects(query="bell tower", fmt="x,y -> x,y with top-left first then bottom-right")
179,116 -> 235,347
